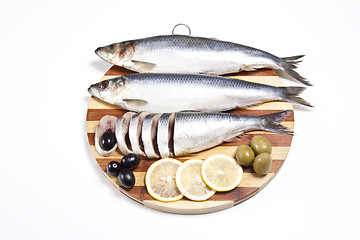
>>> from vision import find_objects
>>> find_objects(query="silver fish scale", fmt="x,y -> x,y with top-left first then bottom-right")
135,35 -> 268,57
173,112 -> 257,134
96,34 -> 310,85
128,35 -> 281,75
125,73 -> 270,90
172,111 -> 291,156
89,72 -> 310,113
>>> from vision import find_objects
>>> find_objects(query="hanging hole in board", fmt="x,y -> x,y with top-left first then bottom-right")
172,23 -> 191,36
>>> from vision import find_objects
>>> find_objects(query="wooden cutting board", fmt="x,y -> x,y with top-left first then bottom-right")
86,66 -> 294,214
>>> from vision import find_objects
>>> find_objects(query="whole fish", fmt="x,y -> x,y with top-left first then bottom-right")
114,110 -> 293,158
95,35 -> 311,86
88,73 -> 311,113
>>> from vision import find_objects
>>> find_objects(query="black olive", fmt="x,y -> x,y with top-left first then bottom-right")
121,153 -> 141,170
100,129 -> 116,151
118,168 -> 135,189
106,161 -> 122,176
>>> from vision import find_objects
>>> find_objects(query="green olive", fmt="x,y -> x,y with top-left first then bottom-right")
250,136 -> 272,155
253,152 -> 272,175
235,145 -> 255,166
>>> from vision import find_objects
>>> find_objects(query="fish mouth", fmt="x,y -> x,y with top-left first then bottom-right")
95,47 -> 107,61
87,86 -> 93,96
88,85 -> 96,96
88,86 -> 101,101
94,47 -> 101,55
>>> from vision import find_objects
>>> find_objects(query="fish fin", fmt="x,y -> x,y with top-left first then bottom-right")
179,110 -> 201,112
282,55 -> 305,61
260,110 -> 294,135
281,87 -> 313,107
123,99 -> 148,108
224,135 -> 243,142
281,55 -> 312,86
131,60 -> 157,71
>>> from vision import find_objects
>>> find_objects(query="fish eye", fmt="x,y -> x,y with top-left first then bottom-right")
98,80 -> 109,89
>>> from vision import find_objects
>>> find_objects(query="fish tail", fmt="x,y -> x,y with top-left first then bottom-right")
281,55 -> 312,86
260,110 -> 294,135
280,87 -> 313,107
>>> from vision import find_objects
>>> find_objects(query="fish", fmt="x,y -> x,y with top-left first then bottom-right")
95,35 -> 311,86
114,110 -> 293,158
141,113 -> 162,158
88,73 -> 312,113
128,112 -> 149,156
115,111 -> 135,155
95,115 -> 118,157
157,113 -> 175,157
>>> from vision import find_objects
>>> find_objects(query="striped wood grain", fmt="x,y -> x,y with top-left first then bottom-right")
86,66 -> 294,214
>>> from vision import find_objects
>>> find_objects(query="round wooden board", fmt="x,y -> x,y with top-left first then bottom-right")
86,66 -> 294,214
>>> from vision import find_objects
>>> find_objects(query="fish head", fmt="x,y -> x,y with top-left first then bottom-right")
95,41 -> 134,66
88,77 -> 126,105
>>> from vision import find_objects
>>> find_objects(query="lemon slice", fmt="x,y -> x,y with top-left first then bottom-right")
201,154 -> 243,192
176,159 -> 216,201
145,158 -> 183,202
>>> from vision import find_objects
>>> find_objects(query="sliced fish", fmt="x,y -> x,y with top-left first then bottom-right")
128,112 -> 149,156
157,113 -> 175,158
141,113 -> 162,158
115,111 -> 135,155
94,115 -> 118,157
113,110 -> 292,158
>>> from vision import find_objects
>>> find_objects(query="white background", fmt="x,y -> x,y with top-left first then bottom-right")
1,0 -> 359,239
